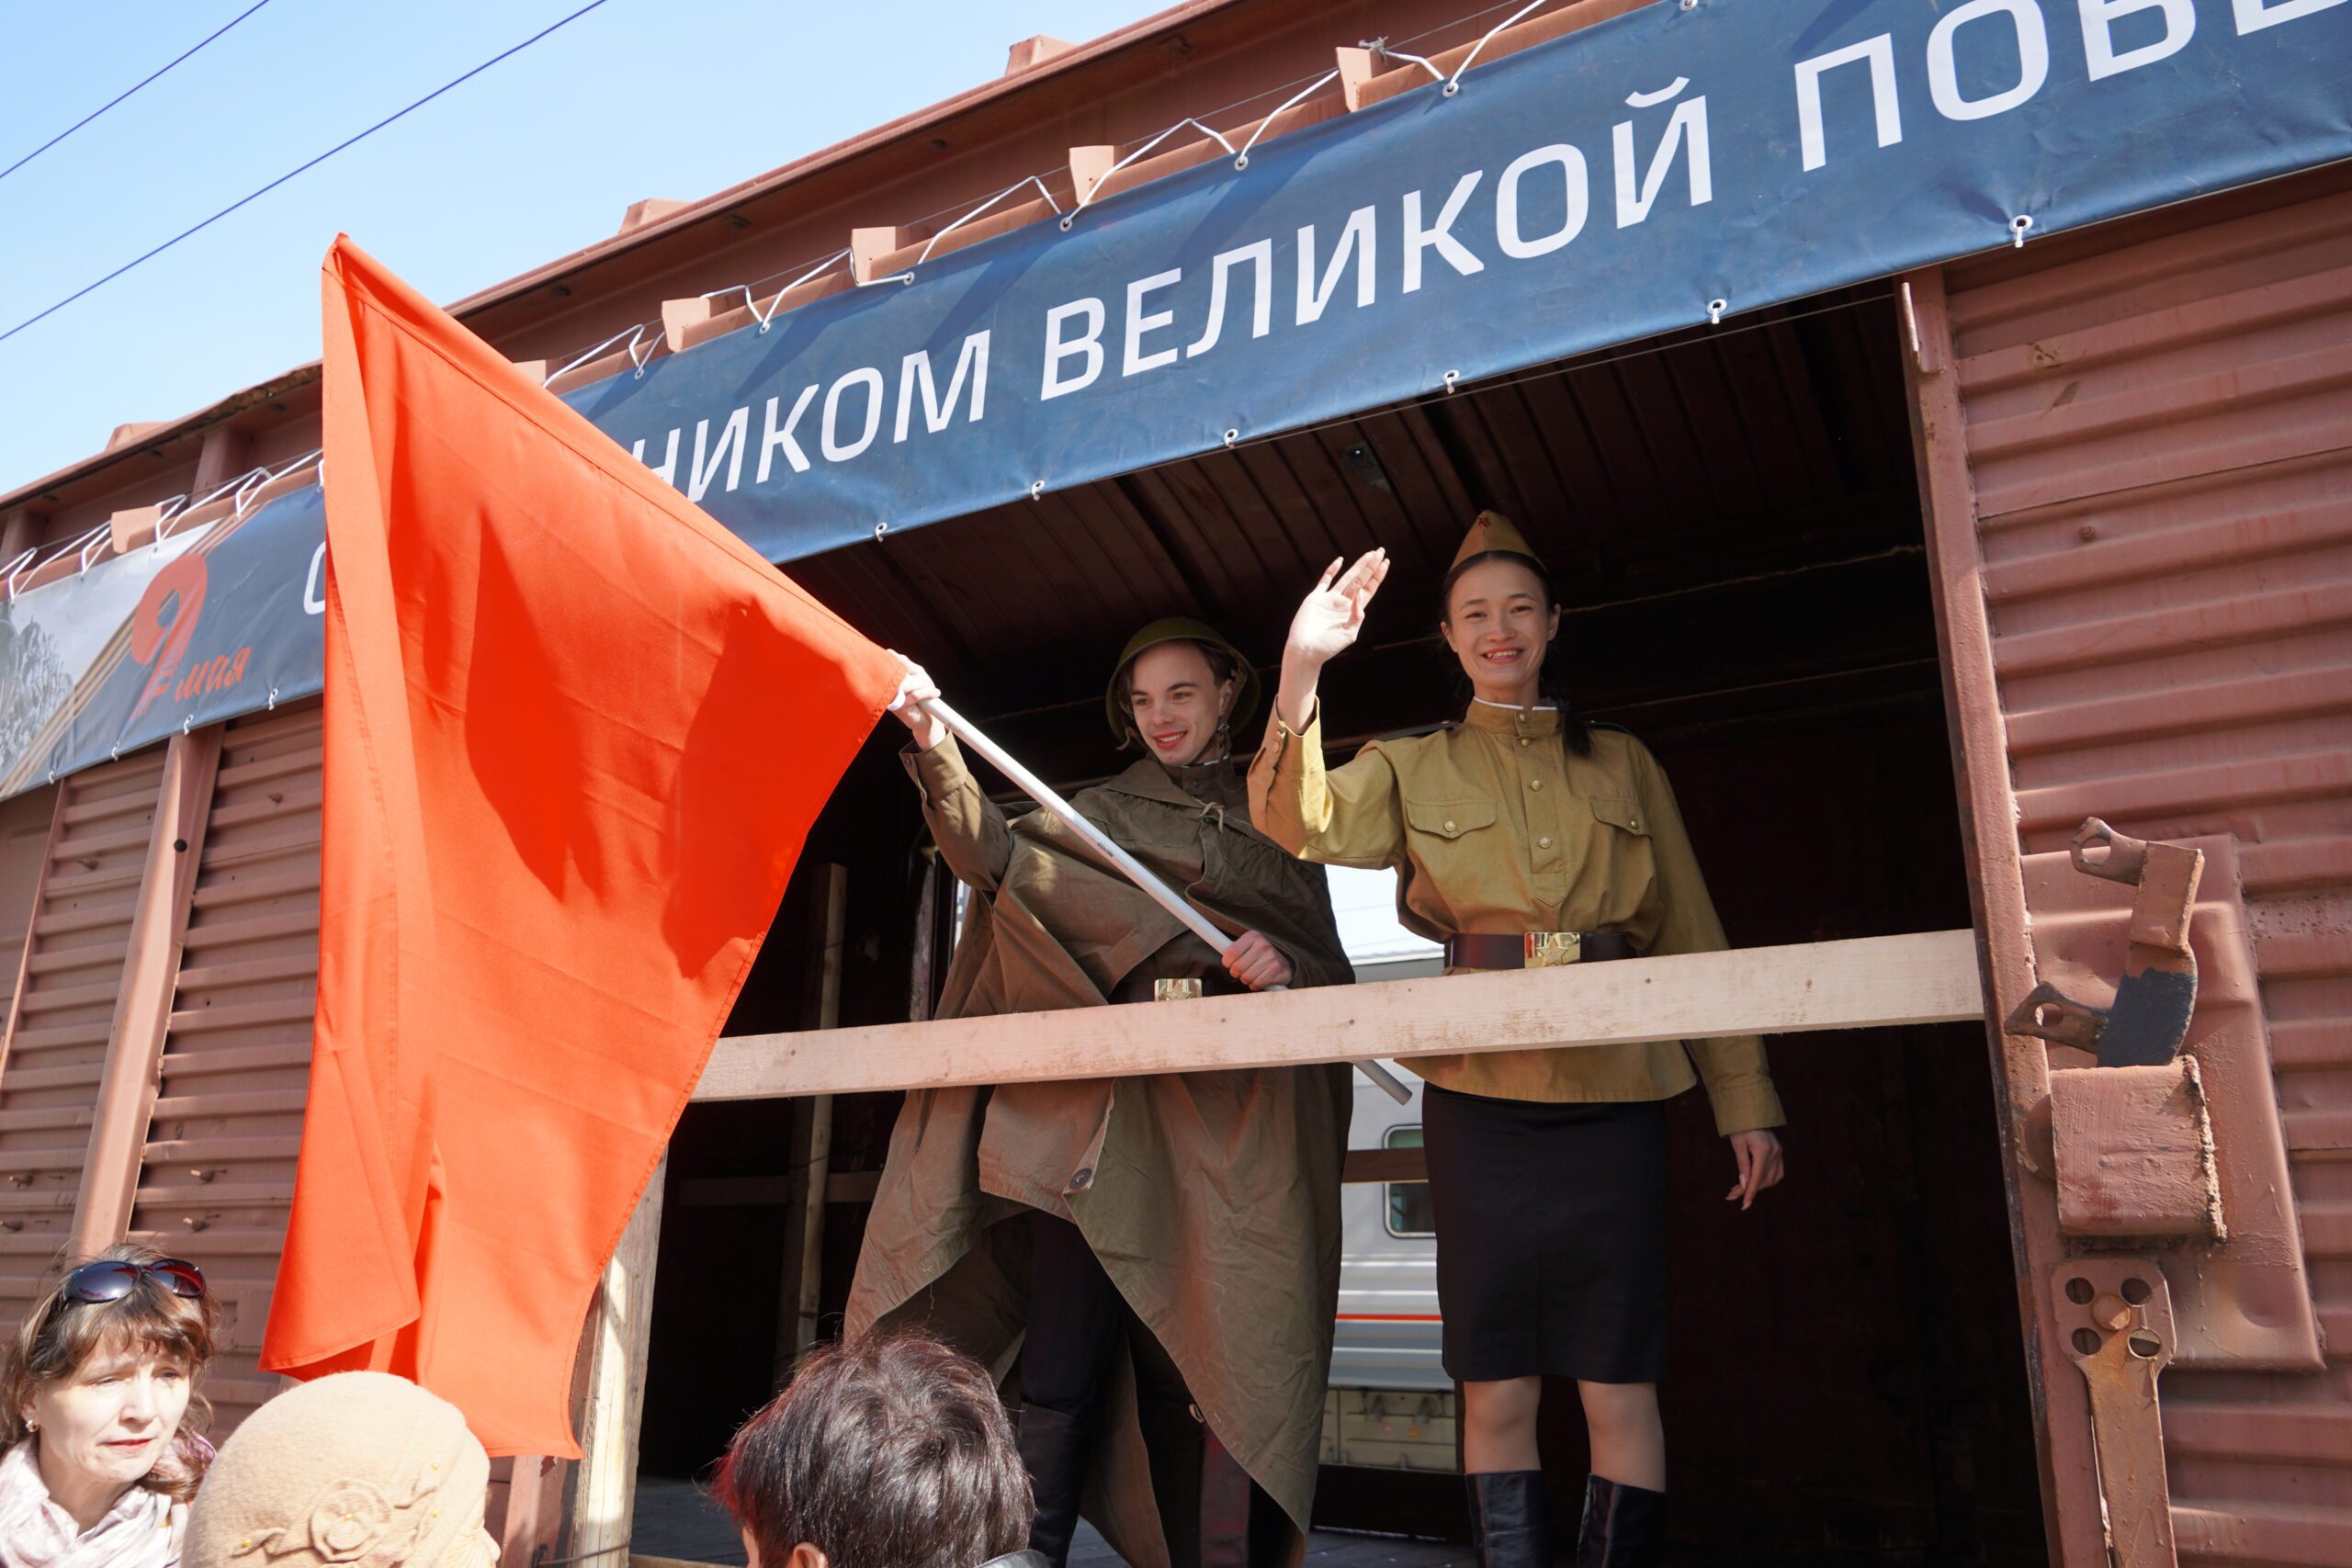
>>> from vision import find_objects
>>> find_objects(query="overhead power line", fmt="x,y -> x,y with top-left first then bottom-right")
0,0 -> 278,186
0,0 -> 615,349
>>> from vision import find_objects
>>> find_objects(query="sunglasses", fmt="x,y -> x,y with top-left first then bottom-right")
62,1258 -> 206,1304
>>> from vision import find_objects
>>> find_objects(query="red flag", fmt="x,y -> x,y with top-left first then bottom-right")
261,237 -> 899,1456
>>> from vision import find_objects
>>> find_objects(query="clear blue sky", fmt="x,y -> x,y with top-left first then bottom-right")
0,0 -> 1161,495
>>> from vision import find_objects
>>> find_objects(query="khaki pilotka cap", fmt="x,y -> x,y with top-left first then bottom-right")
183,1372 -> 496,1568
1450,509 -> 1543,572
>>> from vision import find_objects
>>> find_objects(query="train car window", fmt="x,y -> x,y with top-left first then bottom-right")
1385,1125 -> 1433,1237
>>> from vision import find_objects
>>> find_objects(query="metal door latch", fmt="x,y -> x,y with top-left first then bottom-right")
2008,818 -> 2203,1067
2054,1259 -> 2178,1567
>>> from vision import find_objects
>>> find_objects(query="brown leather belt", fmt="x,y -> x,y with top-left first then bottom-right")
1110,971 -> 1250,1004
1444,931 -> 1638,970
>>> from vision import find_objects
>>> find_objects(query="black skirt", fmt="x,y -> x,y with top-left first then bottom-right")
1421,1086 -> 1668,1383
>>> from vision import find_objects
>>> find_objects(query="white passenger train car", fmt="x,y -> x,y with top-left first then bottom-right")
1322,870 -> 1454,1472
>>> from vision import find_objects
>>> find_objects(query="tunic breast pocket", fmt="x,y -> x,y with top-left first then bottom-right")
1580,794 -> 1656,891
1402,797 -> 1500,883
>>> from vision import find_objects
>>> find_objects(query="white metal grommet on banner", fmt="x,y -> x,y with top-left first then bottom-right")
2011,214 -> 2035,248
1442,369 -> 1460,393
1707,298 -> 1728,325
1029,480 -> 1046,501
874,521 -> 890,543
1442,0 -> 1549,95
1223,428 -> 1240,448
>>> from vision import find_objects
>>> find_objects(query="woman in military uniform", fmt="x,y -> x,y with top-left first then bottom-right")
847,620 -> 1353,1568
1251,515 -> 1787,1568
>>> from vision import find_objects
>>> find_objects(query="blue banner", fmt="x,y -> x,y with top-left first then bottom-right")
561,0 -> 2352,561
6,0 -> 2348,800
0,484 -> 324,798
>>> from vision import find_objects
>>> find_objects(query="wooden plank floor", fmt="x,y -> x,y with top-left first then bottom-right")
631,1477 -> 1473,1568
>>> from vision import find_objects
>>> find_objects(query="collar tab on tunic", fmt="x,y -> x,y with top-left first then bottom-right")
1463,700 -> 1562,736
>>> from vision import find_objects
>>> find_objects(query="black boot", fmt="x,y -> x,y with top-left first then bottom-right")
1575,1475 -> 1665,1568
1136,1395 -> 1260,1568
1464,1471 -> 1553,1568
1018,1405 -> 1091,1568
1136,1392 -> 1207,1568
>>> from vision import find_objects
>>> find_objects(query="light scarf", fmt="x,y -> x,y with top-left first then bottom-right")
0,1439 -> 177,1568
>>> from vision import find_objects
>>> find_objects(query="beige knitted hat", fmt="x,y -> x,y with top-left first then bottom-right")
184,1373 -> 496,1568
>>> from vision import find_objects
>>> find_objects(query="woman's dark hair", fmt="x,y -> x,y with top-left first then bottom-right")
0,1243 -> 220,1502
1439,548 -> 1592,756
716,1333 -> 1031,1568
1111,637 -> 1242,746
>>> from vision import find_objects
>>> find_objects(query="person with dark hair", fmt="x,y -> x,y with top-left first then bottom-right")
1252,513 -> 1788,1568
850,621 -> 1354,1568
716,1335 -> 1035,1568
0,1247 -> 220,1568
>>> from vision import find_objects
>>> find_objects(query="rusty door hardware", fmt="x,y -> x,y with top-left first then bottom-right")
2008,819 -> 2203,1068
2048,1057 -> 2222,1241
2054,1259 -> 2178,1567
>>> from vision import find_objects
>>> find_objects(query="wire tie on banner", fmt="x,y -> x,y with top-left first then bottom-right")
150,494 -> 191,547
110,742 -> 121,761
914,176 -> 1063,273
702,284 -> 787,335
1368,39 -> 1447,85
874,521 -> 890,542
267,686 -> 279,711
1680,0 -> 1698,10
1223,427 -> 1240,448
1235,71 -> 1340,168
183,715 -> 195,735
3,548 -> 38,601
545,323 -> 651,389
1029,480 -> 1046,500
232,468 -> 268,519
1063,118 -> 1238,231
1707,298 -> 1728,325
1442,368 -> 1461,393
2010,214 -> 2035,248
1446,0 -> 1552,95
717,249 -> 854,331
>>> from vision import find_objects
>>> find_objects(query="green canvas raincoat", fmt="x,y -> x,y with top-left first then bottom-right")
845,735 -> 1354,1568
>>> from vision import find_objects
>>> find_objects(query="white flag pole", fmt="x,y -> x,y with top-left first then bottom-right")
917,694 -> 1413,1105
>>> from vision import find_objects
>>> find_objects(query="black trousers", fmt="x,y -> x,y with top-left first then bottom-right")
1022,1211 -> 1283,1568
1023,1209 -> 1193,1413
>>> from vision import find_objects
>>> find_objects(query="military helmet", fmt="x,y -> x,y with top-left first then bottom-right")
1104,617 -> 1261,745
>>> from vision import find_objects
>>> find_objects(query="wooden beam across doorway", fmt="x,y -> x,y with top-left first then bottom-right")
694,930 -> 1984,1101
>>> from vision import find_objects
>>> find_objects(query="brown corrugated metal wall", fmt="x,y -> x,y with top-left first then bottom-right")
122,705 -> 323,1428
0,759 -> 162,1339
1915,165 -> 2352,1567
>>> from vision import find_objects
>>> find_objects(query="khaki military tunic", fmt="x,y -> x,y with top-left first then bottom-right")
845,736 -> 1354,1568
1250,700 -> 1783,1134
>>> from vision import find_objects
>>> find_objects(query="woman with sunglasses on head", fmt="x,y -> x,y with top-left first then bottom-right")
849,620 -> 1354,1568
0,1247 -> 219,1568
1252,516 -> 1787,1568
